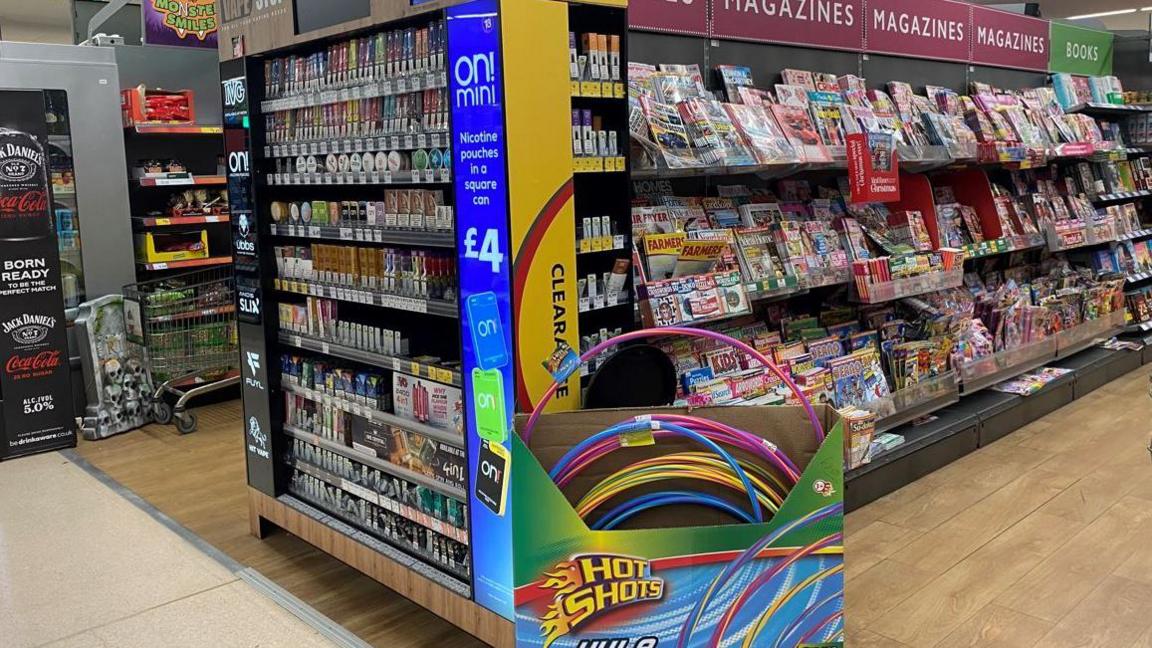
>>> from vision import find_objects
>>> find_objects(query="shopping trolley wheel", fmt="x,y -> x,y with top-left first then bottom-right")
153,401 -> 174,425
175,412 -> 198,435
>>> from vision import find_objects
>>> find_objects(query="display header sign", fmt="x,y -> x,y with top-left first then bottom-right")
630,0 -> 709,36
143,0 -> 219,49
632,0 -> 1114,74
1049,22 -> 1114,76
970,5 -> 1049,72
864,0 -> 970,63
711,0 -> 865,52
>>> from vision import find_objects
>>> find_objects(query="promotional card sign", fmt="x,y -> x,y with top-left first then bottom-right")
143,0 -> 219,49
847,133 -> 900,203
0,91 -> 75,459
448,0 -> 518,618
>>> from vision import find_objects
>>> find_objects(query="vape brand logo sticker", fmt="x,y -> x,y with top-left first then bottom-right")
222,77 -> 246,108
6,350 -> 62,380
0,142 -> 43,183
235,213 -> 256,255
244,351 -> 264,391
2,314 -> 54,347
247,415 -> 269,458
238,286 -> 261,319
539,555 -> 665,646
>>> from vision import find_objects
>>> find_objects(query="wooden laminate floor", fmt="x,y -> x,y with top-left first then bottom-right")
76,366 -> 1152,647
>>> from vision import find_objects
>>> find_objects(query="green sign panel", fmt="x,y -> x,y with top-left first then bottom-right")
1050,22 -> 1114,76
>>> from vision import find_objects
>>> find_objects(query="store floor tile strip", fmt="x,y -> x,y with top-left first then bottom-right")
59,448 -> 373,648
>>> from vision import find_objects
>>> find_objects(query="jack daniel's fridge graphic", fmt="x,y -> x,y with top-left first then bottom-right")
0,91 -> 75,459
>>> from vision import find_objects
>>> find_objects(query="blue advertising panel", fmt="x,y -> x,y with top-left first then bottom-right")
448,0 -> 516,619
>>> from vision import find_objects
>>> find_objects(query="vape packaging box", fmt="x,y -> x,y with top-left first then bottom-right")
582,33 -> 601,80
572,110 -> 583,156
392,372 -> 462,431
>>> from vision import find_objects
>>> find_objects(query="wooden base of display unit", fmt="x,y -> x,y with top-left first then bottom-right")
247,488 -> 514,648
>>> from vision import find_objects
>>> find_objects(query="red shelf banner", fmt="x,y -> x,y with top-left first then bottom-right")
863,0 -> 970,63
629,0 -> 709,36
970,5 -> 1049,72
711,0 -> 864,52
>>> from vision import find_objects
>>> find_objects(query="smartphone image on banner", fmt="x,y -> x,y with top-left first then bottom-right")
465,291 -> 509,371
471,367 -> 508,444
475,439 -> 510,517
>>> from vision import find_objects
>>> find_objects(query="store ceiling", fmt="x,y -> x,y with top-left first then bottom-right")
970,0 -> 1152,31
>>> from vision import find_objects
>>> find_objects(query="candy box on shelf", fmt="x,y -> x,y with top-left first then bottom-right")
134,230 -> 209,263
121,86 -> 195,126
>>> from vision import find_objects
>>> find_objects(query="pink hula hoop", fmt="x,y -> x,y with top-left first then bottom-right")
520,327 -> 826,445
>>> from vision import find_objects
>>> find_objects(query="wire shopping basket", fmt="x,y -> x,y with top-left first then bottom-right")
123,266 -> 240,434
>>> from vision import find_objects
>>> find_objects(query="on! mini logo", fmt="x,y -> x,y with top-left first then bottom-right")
453,51 -> 497,108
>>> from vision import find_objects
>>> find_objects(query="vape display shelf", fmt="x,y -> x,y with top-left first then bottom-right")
275,279 -> 458,318
137,175 -> 227,187
576,236 -> 626,255
267,130 -> 451,158
573,156 -> 627,173
855,268 -> 965,305
285,465 -> 472,586
578,294 -> 630,314
261,71 -> 448,114
268,223 -> 454,248
863,372 -> 961,435
127,124 -> 223,136
138,256 -> 232,271
284,425 -> 467,505
1126,271 -> 1152,284
278,331 -> 462,388
267,169 -> 450,186
135,215 -> 230,227
281,379 -> 463,447
1093,190 -> 1152,204
570,80 -> 626,99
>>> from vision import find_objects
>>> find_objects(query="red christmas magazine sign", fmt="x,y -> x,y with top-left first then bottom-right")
847,133 -> 900,203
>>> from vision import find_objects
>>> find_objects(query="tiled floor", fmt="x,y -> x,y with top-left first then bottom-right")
0,453 -> 340,648
59,364 -> 1152,647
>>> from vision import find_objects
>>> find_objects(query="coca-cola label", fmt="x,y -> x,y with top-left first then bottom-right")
2,313 -> 54,347
0,190 -> 48,215
6,350 -> 62,379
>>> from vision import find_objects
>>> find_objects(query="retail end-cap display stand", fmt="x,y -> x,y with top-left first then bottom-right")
220,0 -> 845,646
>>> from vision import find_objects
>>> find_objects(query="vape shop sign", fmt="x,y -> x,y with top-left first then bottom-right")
0,91 -> 75,459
